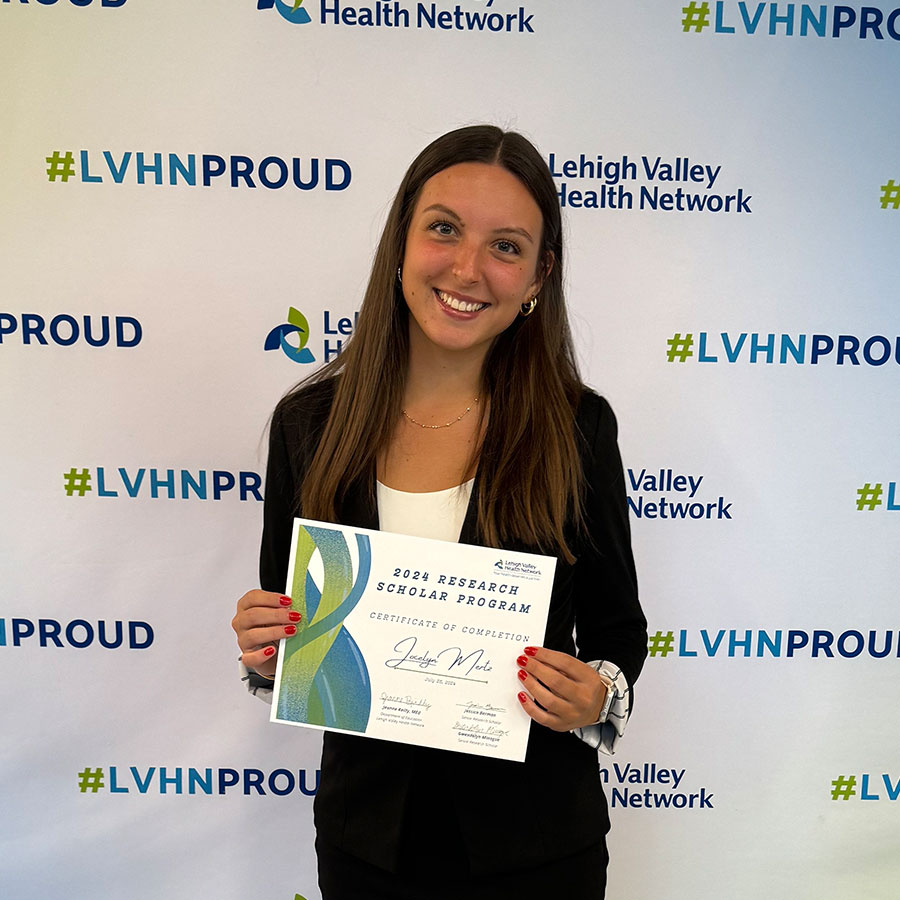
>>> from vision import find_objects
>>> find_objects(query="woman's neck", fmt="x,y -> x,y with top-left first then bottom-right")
403,328 -> 486,411
377,326 -> 488,491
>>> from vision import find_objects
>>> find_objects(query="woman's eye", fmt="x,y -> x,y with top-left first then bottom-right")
429,221 -> 456,237
495,239 -> 520,255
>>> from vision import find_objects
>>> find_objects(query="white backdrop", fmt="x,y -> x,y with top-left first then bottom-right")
1,2 -> 898,898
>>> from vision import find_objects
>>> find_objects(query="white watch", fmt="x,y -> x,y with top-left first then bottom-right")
592,671 -> 615,725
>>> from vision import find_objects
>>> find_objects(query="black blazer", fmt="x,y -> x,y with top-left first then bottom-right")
259,379 -> 647,875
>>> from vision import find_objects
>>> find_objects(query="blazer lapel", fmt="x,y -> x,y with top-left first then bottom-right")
458,473 -> 481,546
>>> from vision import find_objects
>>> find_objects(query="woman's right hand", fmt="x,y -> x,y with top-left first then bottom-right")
232,590 -> 301,678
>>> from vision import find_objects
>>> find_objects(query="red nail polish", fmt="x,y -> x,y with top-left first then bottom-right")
284,625 -> 297,636
524,646 -> 538,657
263,646 -> 276,657
517,669 -> 527,682
279,596 -> 292,607
516,655 -> 528,667
288,611 -> 302,622
517,692 -> 528,704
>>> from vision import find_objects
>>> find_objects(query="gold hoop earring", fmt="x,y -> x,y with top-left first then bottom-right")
520,296 -> 538,317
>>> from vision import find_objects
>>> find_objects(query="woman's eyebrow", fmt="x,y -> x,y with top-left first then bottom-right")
491,225 -> 535,243
421,203 -> 462,222
421,204 -> 535,243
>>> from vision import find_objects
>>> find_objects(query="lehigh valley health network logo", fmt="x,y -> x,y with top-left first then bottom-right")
257,0 -> 313,24
265,307 -> 316,363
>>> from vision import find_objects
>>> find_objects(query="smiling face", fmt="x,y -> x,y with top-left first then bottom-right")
400,162 -> 548,363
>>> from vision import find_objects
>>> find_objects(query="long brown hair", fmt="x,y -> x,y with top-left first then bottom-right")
292,125 -> 584,562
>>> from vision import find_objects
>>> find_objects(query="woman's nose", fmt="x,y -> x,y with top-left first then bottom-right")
452,241 -> 482,285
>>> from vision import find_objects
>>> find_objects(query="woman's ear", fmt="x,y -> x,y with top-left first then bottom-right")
533,250 -> 555,296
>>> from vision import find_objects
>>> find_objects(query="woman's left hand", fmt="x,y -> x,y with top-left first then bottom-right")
515,646 -> 608,732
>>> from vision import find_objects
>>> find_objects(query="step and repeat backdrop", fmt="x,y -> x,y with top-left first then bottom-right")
1,1 -> 897,898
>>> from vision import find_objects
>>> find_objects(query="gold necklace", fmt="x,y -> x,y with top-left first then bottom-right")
402,398 -> 478,430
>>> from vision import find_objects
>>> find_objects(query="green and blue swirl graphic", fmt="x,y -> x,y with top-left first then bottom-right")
257,0 -> 313,25
264,306 -> 316,364
277,526 -> 371,731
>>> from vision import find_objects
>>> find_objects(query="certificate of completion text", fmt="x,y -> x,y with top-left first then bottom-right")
270,518 -> 557,762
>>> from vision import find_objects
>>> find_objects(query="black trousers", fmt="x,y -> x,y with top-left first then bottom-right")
316,835 -> 609,900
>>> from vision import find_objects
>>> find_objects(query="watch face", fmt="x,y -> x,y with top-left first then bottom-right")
598,677 -> 614,721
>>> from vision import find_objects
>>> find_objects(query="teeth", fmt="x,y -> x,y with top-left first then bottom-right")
437,291 -> 486,313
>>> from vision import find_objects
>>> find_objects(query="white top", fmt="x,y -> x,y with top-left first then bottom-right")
376,478 -> 474,542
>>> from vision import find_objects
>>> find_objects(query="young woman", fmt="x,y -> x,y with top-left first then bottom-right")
232,125 -> 647,899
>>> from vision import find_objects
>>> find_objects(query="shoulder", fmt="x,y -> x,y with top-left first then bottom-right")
272,376 -> 337,429
268,376 -> 337,460
574,387 -> 626,488
575,387 -> 618,445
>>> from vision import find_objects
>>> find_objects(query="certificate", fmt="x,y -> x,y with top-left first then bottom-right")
270,518 -> 557,762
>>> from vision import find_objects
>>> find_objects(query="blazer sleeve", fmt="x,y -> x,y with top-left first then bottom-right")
572,392 -> 648,690
258,401 -> 297,594
258,378 -> 338,594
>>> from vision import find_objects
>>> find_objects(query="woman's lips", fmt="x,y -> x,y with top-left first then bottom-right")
435,289 -> 488,313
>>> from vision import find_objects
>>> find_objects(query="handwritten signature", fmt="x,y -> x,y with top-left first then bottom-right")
451,721 -> 510,737
385,636 -> 494,678
457,700 -> 506,713
379,692 -> 432,710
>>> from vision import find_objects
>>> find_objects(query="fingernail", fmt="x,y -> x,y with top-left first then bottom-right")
524,646 -> 538,657
263,646 -> 276,657
517,692 -> 528,704
288,611 -> 302,622
279,596 -> 292,607
516,655 -> 528,667
517,669 -> 527,682
284,625 -> 297,636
